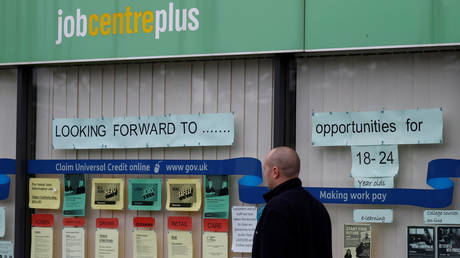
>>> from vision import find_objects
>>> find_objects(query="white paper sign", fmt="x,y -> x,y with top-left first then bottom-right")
53,113 -> 234,149
31,227 -> 53,258
354,177 -> 394,188
353,209 -> 393,223
133,230 -> 157,258
167,230 -> 193,258
0,207 -> 5,238
95,229 -> 118,258
231,206 -> 257,253
424,210 -> 460,224
203,232 -> 228,258
62,227 -> 85,258
0,241 -> 13,257
351,145 -> 399,178
312,108 -> 443,146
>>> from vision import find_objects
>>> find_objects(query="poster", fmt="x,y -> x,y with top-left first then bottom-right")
133,230 -> 157,258
344,224 -> 371,258
0,241 -> 14,258
231,206 -> 257,253
91,178 -> 124,210
438,227 -> 460,258
203,232 -> 228,258
63,174 -> 86,216
407,226 -> 434,258
31,227 -> 53,258
128,178 -> 162,211
62,227 -> 85,258
95,228 -> 119,258
166,179 -> 201,211
29,178 -> 60,209
204,175 -> 229,219
167,230 -> 193,258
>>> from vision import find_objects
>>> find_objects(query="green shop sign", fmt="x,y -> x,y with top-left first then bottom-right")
0,0 -> 304,65
305,0 -> 460,51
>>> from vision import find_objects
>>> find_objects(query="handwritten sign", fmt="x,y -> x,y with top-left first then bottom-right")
424,210 -> 460,224
353,209 -> 393,223
231,206 -> 257,253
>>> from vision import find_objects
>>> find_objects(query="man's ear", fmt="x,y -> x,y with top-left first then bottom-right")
273,166 -> 280,179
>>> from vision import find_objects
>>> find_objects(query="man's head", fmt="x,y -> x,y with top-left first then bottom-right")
263,146 -> 301,190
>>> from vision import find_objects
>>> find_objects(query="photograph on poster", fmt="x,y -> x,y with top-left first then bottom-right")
204,175 -> 229,219
63,174 -> 86,216
407,226 -> 435,258
438,226 -> 460,258
344,224 -> 371,258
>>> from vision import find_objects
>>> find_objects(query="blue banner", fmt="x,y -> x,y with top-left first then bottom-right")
0,159 -> 15,174
27,158 -> 460,208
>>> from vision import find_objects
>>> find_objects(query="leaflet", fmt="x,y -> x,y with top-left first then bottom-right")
128,178 -> 162,211
166,179 -> 201,211
203,232 -> 228,258
29,178 -> 61,209
167,230 -> 193,258
133,229 -> 157,258
95,228 -> 118,258
63,174 -> 86,216
91,178 -> 124,210
62,227 -> 85,258
344,224 -> 371,258
0,241 -> 13,257
31,227 -> 53,258
231,206 -> 257,253
0,207 -> 5,237
204,175 -> 229,219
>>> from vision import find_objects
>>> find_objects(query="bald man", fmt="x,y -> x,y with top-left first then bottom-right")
252,146 -> 332,258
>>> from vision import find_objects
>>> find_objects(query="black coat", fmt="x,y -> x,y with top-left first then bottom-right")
252,178 -> 332,258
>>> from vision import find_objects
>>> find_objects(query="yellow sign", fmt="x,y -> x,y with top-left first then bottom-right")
167,230 -> 193,258
91,178 -> 124,210
202,232 -> 228,258
96,228 -> 119,258
31,227 -> 53,258
133,230 -> 157,258
29,178 -> 61,209
166,178 -> 201,211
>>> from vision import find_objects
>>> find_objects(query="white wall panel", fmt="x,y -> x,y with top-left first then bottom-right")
35,58 -> 273,258
297,52 -> 460,258
0,69 -> 16,243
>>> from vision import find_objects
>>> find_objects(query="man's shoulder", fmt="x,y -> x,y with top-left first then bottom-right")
269,187 -> 329,216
